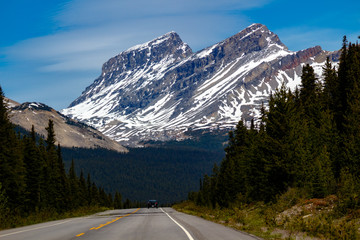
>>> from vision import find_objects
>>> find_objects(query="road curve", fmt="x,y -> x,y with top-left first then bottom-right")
0,208 -> 261,240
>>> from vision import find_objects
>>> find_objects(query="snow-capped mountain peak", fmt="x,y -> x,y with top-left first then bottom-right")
124,31 -> 182,53
62,24 -> 339,146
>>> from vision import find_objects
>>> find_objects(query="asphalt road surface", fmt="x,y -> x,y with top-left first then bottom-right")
0,207 -> 261,240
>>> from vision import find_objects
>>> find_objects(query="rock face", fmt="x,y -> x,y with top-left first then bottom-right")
62,24 -> 340,146
9,101 -> 127,152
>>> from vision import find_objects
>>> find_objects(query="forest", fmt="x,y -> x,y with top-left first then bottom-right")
61,135 -> 225,204
0,92 -> 128,229
0,83 -> 226,229
192,37 -> 360,212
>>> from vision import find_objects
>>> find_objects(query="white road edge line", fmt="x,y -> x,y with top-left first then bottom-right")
160,208 -> 194,240
0,219 -> 74,238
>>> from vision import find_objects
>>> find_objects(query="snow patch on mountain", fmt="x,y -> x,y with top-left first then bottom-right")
62,24 -> 339,146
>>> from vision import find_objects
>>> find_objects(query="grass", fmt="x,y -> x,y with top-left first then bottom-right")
0,206 -> 110,230
173,201 -> 277,239
173,190 -> 360,239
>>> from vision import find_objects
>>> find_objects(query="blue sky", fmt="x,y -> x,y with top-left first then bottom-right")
1,0 -> 359,110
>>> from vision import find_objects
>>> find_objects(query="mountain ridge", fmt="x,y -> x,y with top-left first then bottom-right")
62,23 -> 340,146
7,99 -> 127,152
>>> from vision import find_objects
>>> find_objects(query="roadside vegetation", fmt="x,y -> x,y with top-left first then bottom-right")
175,37 -> 360,239
175,192 -> 359,239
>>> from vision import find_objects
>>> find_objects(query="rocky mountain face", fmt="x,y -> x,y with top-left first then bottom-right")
62,24 -> 340,146
8,100 -> 127,152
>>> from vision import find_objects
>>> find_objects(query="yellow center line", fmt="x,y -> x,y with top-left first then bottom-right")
76,208 -> 140,237
93,208 -> 140,230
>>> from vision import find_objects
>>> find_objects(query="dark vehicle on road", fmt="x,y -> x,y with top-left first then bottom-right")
147,200 -> 158,208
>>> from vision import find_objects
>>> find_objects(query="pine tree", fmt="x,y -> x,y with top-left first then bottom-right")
114,191 -> 123,209
68,159 -> 80,209
322,57 -> 339,112
107,193 -> 113,208
45,120 -> 56,151
209,163 -> 219,208
0,182 -> 8,224
44,119 -> 62,210
0,86 -> 26,210
342,42 -> 360,174
91,182 -> 99,206
309,146 -> 335,198
337,36 -> 350,134
78,170 -> 87,206
244,121 -> 268,201
23,126 -> 42,211
86,173 -> 91,205
263,84 -> 296,197
300,64 -> 317,105
57,144 -> 69,211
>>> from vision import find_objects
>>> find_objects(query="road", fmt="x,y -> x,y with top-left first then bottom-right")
0,208 -> 261,240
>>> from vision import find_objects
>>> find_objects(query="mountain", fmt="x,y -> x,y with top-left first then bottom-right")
7,99 -> 127,152
62,24 -> 340,146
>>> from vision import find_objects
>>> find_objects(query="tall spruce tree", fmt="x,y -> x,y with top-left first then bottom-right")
114,191 -> 123,209
23,126 -> 42,211
44,119 -> 63,210
0,86 -> 26,210
68,159 -> 80,209
342,42 -> 360,174
264,84 -> 295,197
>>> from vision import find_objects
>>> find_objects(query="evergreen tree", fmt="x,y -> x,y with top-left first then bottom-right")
209,163 -> 219,208
244,121 -> 268,201
217,133 -> 239,207
68,159 -> 80,209
300,64 -> 318,106
45,120 -> 56,151
123,198 -> 131,209
87,173 -> 92,205
336,36 -> 350,134
91,182 -> 99,205
44,119 -> 62,210
23,126 -> 42,211
263,84 -> 296,197
57,144 -> 69,211
114,191 -> 123,209
309,146 -> 335,198
322,57 -> 339,112
78,170 -> 87,205
0,86 -> 26,210
0,183 -> 8,224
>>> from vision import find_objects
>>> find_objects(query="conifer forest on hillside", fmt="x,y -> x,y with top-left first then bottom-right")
0,96 -> 129,229
183,38 -> 360,239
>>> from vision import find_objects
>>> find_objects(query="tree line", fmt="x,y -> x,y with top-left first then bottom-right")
61,143 -> 224,204
192,37 -> 360,210
0,89 -> 128,226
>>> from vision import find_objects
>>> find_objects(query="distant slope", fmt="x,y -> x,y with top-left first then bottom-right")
7,99 -> 127,152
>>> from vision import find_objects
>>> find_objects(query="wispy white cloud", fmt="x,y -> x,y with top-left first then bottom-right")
1,0 -> 277,109
4,0 -> 270,73
56,0 -> 269,27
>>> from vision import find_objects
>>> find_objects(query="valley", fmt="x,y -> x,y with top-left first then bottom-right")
4,22 -> 359,239
4,23 -> 340,204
